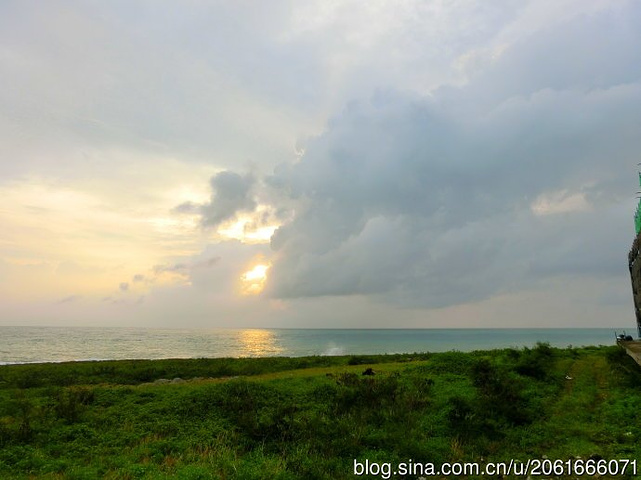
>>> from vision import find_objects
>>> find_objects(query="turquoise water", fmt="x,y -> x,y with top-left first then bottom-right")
0,326 -> 629,364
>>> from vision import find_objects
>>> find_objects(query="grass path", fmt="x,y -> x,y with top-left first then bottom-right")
541,354 -> 616,461
137,360 -> 432,389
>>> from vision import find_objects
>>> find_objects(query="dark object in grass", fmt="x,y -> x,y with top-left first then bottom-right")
362,368 -> 375,376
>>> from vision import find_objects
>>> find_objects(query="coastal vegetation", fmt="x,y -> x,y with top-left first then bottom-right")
0,344 -> 640,479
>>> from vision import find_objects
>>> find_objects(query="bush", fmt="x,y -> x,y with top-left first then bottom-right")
471,358 -> 531,426
54,387 -> 95,423
606,346 -> 641,388
347,356 -> 377,366
447,395 -> 480,438
515,342 -> 555,380
0,393 -> 35,444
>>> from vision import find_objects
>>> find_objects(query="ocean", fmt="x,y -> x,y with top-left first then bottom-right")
0,326 -> 629,365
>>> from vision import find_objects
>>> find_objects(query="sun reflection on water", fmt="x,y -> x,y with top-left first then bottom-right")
238,329 -> 283,357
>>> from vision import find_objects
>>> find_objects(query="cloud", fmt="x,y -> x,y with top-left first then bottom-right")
182,171 -> 257,228
195,257 -> 221,269
256,4 -> 641,308
531,189 -> 591,216
151,256 -> 221,277
56,295 -> 81,304
172,202 -> 201,215
103,295 -> 145,306
153,263 -> 189,276
119,282 -> 129,292
2,0 -> 638,327
0,2 -> 309,181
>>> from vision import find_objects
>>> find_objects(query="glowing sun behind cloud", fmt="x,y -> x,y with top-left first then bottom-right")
217,215 -> 279,244
240,263 -> 270,295
210,203 -> 284,246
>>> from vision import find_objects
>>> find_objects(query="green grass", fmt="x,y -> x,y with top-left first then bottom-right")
0,344 -> 640,479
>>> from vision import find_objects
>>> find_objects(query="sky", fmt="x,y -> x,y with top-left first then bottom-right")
1,0 -> 640,328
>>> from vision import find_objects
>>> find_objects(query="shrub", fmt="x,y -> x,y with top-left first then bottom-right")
54,386 -> 95,423
471,358 -> 531,426
347,356 -> 377,366
515,343 -> 555,380
447,395 -> 480,438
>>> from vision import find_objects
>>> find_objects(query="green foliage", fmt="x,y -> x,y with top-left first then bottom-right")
0,346 -> 638,479
0,354 -> 420,390
347,355 -> 382,365
447,394 -> 478,439
332,373 -> 400,415
606,345 -> 641,387
54,386 -> 95,424
514,342 -> 556,380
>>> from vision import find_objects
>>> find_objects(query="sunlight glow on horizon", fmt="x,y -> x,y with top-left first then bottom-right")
238,329 -> 283,356
0,175 -> 208,302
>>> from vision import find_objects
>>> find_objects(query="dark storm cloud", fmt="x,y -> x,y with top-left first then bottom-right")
174,171 -> 258,228
201,171 -> 256,227
258,4 -> 641,307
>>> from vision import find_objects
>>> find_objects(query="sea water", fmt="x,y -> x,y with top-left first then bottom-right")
0,326 -> 628,364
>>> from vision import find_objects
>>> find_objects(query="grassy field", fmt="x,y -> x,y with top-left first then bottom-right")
0,344 -> 640,479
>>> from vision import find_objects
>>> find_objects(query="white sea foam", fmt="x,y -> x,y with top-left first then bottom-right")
322,343 -> 346,356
